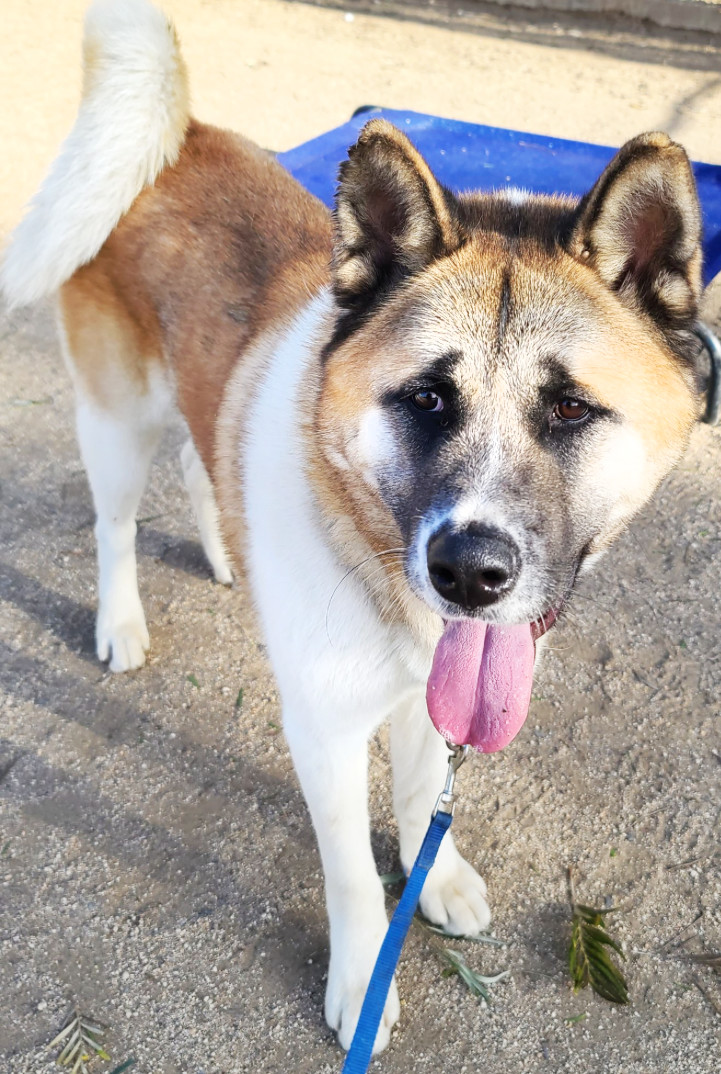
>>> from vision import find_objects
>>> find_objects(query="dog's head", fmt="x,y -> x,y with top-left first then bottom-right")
316,120 -> 703,750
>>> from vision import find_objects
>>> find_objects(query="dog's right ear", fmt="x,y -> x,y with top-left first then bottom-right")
332,120 -> 463,314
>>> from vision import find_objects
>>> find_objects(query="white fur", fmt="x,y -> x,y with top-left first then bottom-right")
243,294 -> 490,1052
503,186 -> 531,206
58,308 -> 233,672
1,0 -> 188,308
181,439 -> 233,586
67,339 -> 172,670
351,406 -> 395,486
588,424 -> 648,528
76,386 -> 169,672
66,378 -> 235,672
13,3 -> 491,1051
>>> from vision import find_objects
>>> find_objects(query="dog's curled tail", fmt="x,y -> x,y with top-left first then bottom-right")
1,0 -> 189,308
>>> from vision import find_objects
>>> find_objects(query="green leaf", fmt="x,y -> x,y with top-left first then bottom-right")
186,673 -> 200,689
79,1021 -> 105,1036
609,847 -> 618,858
234,688 -> 244,710
440,948 -> 509,1002
565,1012 -> 587,1025
49,1020 -> 76,1048
58,1027 -> 81,1063
109,1061 -> 137,1074
50,1010 -> 110,1068
569,902 -> 629,1004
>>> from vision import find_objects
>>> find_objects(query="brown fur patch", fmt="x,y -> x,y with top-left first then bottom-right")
552,254 -> 699,484
59,262 -> 163,407
61,119 -> 331,473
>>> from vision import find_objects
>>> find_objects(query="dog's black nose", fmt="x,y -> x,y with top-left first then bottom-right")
427,523 -> 520,610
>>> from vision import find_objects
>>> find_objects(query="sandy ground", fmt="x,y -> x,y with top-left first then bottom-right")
1,1 -> 721,1072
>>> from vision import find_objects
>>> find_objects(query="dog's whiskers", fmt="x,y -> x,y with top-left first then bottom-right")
325,547 -> 405,646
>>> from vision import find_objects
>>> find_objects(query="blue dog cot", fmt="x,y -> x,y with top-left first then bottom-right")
277,107 -> 721,287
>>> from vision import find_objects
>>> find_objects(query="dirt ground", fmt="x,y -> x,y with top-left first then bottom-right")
1,1 -> 721,1072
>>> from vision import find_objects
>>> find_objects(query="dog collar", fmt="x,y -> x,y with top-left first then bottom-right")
696,320 -> 721,425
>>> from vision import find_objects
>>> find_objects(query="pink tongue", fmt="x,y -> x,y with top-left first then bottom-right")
426,619 -> 535,752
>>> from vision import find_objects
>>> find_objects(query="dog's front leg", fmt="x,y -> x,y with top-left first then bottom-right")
390,696 -> 491,936
284,714 -> 400,1054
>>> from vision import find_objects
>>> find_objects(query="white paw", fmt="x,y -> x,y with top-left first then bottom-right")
97,613 -> 150,672
210,557 -> 233,586
420,853 -> 491,936
325,945 -> 400,1054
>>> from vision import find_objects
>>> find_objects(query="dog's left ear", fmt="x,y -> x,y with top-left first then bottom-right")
568,132 -> 702,328
332,119 -> 463,313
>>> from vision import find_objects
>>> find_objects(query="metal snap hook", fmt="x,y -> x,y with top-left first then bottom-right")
434,742 -> 469,816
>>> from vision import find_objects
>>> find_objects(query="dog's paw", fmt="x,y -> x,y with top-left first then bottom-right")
211,556 -> 233,587
97,613 -> 150,672
420,852 -> 491,936
325,946 -> 400,1054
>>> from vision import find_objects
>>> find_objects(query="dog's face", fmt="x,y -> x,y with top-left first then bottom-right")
317,121 -> 702,639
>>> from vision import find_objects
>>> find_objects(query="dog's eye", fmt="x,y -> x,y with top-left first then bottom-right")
553,398 -> 589,423
411,390 -> 444,413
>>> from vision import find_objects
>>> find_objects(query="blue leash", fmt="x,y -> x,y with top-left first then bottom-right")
341,744 -> 468,1073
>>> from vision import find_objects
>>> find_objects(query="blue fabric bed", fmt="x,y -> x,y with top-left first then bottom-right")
278,107 -> 721,286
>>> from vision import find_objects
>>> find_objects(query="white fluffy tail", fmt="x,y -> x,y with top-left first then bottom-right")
1,0 -> 189,308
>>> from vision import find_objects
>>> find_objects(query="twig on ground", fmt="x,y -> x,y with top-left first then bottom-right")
656,910 -> 704,952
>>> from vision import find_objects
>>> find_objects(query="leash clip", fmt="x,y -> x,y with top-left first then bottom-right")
433,742 -> 469,817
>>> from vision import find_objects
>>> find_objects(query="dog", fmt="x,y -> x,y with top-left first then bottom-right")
1,0 -> 706,1054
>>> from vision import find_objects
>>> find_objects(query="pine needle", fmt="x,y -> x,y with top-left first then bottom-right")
682,952 -> 721,972
50,1010 -> 110,1072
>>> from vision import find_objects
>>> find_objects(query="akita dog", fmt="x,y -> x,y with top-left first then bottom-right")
2,0 -> 706,1053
